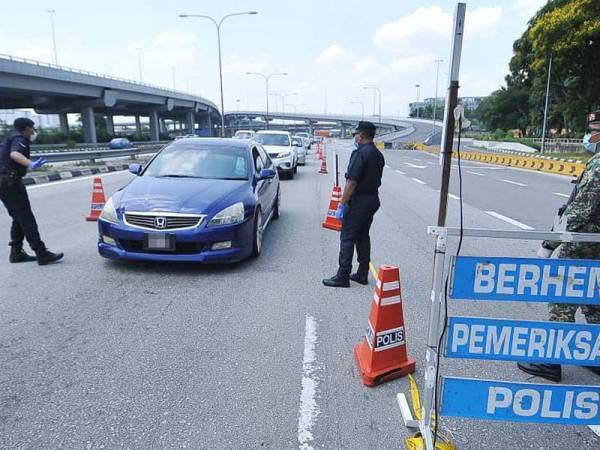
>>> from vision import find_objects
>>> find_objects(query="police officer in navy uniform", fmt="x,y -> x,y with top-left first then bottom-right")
323,121 -> 384,287
0,118 -> 63,265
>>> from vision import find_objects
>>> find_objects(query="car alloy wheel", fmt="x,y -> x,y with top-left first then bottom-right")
252,209 -> 263,258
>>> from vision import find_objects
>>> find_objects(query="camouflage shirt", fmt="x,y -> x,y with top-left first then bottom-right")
559,152 -> 600,259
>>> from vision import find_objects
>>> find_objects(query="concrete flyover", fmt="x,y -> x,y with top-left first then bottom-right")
0,54 -> 221,143
224,110 -> 435,139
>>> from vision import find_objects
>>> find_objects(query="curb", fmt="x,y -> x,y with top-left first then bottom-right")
22,164 -> 130,186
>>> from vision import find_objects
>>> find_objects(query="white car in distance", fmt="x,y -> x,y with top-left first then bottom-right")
255,130 -> 298,179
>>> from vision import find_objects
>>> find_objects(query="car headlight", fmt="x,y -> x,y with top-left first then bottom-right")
100,197 -> 118,223
277,151 -> 291,158
208,202 -> 245,227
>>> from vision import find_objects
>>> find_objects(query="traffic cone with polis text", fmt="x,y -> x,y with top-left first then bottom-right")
322,186 -> 342,231
354,265 -> 416,386
86,177 -> 106,221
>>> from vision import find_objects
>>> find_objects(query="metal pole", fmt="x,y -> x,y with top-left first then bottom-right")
432,59 -> 443,135
541,54 -> 553,154
136,48 -> 143,82
415,84 -> 421,119
265,76 -> 270,129
335,153 -> 339,187
215,25 -> 226,136
171,66 -> 176,89
47,10 -> 58,65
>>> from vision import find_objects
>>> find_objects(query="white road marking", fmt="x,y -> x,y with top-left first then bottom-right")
384,164 -> 391,169
298,315 -> 319,450
485,211 -> 534,230
590,425 -> 600,437
395,169 -> 405,175
404,162 -> 427,169
448,193 -> 460,200
553,192 -> 570,198
411,178 -> 427,185
467,171 -> 485,177
27,170 -> 129,190
501,179 -> 527,187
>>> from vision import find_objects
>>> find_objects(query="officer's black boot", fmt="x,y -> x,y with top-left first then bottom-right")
8,242 -> 36,263
33,243 -> 64,266
322,275 -> 350,288
517,362 -> 562,382
350,264 -> 369,285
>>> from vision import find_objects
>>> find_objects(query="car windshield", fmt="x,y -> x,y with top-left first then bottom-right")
292,138 -> 302,146
143,143 -> 249,180
255,133 -> 290,146
235,132 -> 253,139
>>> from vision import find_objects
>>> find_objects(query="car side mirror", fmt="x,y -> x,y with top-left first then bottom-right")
129,163 -> 142,175
258,168 -> 276,181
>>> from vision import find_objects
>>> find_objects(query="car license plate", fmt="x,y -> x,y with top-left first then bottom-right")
144,233 -> 175,251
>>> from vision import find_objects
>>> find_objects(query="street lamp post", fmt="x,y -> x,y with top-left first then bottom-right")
362,86 -> 381,120
541,54 -> 553,154
246,72 -> 288,129
415,83 -> 421,119
350,100 -> 365,120
432,59 -> 443,135
136,48 -> 144,82
47,9 -> 58,65
179,11 -> 258,137
171,66 -> 176,89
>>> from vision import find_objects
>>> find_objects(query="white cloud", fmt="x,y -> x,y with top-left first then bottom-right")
353,57 -> 379,74
222,53 -> 269,76
316,43 -> 348,65
387,54 -> 433,73
374,5 -> 502,49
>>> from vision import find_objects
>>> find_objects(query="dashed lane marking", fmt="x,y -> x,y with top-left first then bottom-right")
467,171 -> 485,177
411,178 -> 427,185
298,315 -> 319,450
485,211 -> 534,230
553,192 -> 570,198
448,193 -> 460,200
403,162 -> 427,169
501,179 -> 527,187
385,164 -> 391,169
395,169 -> 405,175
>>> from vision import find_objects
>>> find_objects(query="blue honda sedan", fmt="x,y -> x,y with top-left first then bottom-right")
97,138 -> 280,263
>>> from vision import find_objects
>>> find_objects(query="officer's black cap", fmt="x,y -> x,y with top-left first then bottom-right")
353,121 -> 377,134
14,117 -> 35,131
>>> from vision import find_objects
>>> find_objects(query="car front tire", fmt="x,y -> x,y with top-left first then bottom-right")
251,208 -> 263,258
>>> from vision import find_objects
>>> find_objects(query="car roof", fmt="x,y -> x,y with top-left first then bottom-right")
256,130 -> 290,135
169,137 -> 252,149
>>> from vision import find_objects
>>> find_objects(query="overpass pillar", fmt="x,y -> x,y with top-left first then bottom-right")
106,114 -> 115,136
207,114 -> 213,137
160,118 -> 167,135
340,124 -> 347,139
59,113 -> 69,135
135,115 -> 142,136
80,106 -> 97,144
149,111 -> 159,141
186,111 -> 195,135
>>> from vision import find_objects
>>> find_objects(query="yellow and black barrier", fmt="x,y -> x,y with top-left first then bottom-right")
420,146 -> 585,178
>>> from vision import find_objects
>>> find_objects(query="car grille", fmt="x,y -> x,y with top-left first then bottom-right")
124,212 -> 205,231
119,239 -> 204,255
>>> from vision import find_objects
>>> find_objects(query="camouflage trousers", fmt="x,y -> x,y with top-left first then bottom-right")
549,303 -> 600,324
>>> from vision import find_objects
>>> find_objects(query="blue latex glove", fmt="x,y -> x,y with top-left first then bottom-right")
28,158 -> 47,170
335,203 -> 347,220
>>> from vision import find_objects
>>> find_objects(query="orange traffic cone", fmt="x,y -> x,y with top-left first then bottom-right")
319,158 -> 328,174
354,265 -> 416,386
322,186 -> 342,231
86,177 -> 106,221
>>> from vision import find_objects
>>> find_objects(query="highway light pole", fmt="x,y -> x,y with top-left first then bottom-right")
246,72 -> 287,129
541,54 -> 553,154
363,86 -> 381,120
432,59 -> 443,135
136,48 -> 144,82
179,11 -> 258,137
171,66 -> 176,89
415,83 -> 421,119
350,100 -> 365,120
47,9 -> 58,65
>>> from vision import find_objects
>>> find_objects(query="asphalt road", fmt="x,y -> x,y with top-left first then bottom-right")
1,140 -> 598,449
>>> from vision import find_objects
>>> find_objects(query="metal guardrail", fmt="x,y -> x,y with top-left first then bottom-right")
31,145 -> 163,163
31,142 -> 169,155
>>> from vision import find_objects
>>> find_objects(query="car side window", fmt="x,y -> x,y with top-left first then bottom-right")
252,147 -> 264,173
256,145 -> 271,168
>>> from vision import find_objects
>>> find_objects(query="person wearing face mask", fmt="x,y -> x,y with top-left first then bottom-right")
518,113 -> 600,382
323,121 -> 385,288
0,117 -> 63,265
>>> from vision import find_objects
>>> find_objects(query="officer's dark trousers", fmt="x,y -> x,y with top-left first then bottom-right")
0,182 -> 43,250
337,194 -> 380,280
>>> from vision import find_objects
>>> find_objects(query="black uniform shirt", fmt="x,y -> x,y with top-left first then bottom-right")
345,142 -> 385,194
0,132 -> 30,177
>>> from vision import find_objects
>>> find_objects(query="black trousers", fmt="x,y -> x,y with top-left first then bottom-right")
0,181 -> 43,249
337,194 -> 380,279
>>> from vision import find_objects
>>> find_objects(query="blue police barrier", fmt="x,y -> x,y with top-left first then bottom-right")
450,256 -> 600,305
441,377 -> 600,425
445,316 -> 600,366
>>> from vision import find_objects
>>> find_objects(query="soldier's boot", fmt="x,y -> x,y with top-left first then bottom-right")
32,242 -> 64,266
517,362 -> 561,382
9,242 -> 36,263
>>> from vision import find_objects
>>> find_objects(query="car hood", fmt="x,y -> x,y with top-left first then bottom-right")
262,144 -> 290,156
116,176 -> 248,214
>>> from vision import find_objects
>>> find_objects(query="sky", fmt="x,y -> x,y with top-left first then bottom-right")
0,0 -> 549,118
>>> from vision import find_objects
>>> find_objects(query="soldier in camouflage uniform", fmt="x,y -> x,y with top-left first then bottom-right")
518,117 -> 600,382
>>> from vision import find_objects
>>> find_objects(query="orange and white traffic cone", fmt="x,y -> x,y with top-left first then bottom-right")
86,177 -> 106,221
322,186 -> 342,231
354,265 -> 416,386
319,158 -> 328,174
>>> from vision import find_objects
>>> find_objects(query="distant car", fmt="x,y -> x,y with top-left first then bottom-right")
233,130 -> 256,139
109,138 -> 134,149
291,136 -> 307,165
174,135 -> 197,140
97,138 -> 280,263
295,132 -> 311,149
254,130 -> 298,179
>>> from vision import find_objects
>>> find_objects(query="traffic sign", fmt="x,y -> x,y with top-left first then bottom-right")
441,377 -> 600,425
450,256 -> 600,305
445,316 -> 600,366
